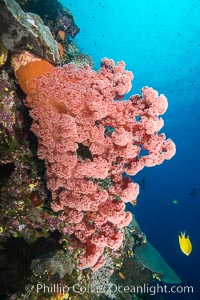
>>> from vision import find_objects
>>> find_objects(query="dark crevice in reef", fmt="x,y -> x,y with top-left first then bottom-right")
76,142 -> 93,161
0,163 -> 15,187
0,231 -> 62,297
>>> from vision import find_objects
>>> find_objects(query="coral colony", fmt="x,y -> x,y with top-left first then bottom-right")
12,52 -> 176,271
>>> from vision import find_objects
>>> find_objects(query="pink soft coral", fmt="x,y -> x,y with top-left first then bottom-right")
22,58 -> 175,270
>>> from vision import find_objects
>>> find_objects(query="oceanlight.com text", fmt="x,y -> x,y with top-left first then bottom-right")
28,282 -> 194,296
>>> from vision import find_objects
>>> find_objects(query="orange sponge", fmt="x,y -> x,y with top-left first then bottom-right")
12,51 -> 54,95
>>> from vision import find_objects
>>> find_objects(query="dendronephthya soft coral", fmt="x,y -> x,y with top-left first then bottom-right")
11,51 -> 176,270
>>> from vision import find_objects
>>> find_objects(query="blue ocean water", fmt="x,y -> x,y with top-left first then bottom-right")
62,1 -> 200,299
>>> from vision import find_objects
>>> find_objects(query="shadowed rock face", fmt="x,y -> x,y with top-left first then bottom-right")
15,0 -> 80,38
0,0 -> 60,64
135,242 -> 181,284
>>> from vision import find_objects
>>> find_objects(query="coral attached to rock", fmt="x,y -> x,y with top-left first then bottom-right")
11,52 -> 176,271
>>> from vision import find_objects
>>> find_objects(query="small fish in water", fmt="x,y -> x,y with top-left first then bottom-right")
189,185 -> 199,197
189,188 -> 197,197
172,199 -> 178,205
58,30 -> 65,41
130,199 -> 137,206
178,231 -> 192,256
118,272 -> 126,280
152,273 -> 161,281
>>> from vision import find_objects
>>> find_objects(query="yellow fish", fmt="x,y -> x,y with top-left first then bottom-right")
178,231 -> 192,256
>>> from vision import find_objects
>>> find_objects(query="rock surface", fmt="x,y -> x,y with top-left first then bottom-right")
0,0 -> 60,64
